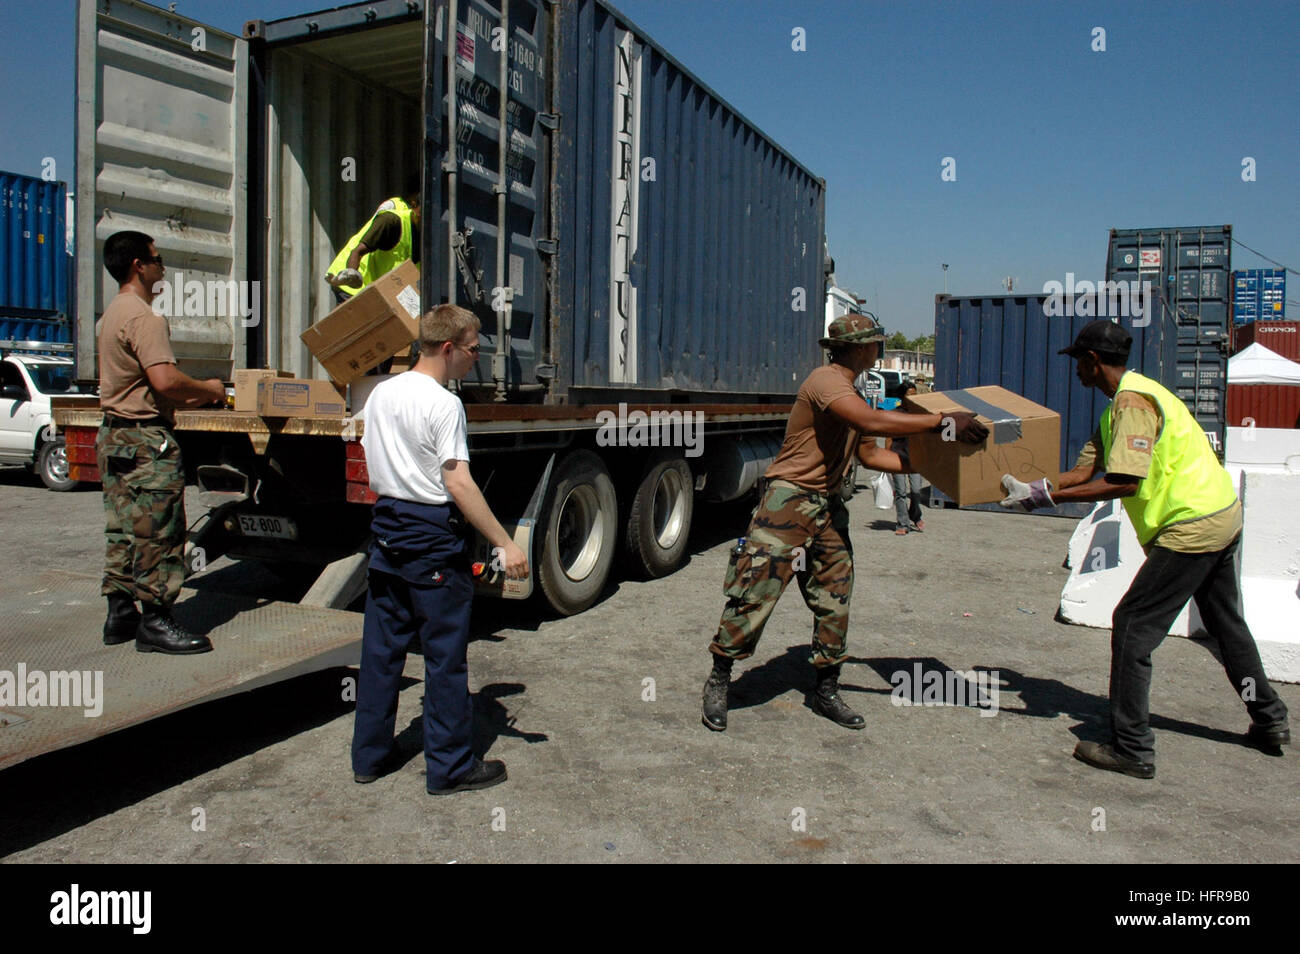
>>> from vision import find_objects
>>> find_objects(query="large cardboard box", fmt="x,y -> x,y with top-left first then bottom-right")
232,369 -> 292,411
300,261 -> 421,384
255,377 -> 347,419
902,386 -> 1060,506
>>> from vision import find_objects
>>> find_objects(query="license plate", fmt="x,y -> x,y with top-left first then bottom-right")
236,513 -> 297,540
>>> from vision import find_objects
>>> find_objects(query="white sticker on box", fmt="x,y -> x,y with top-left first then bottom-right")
396,286 -> 421,319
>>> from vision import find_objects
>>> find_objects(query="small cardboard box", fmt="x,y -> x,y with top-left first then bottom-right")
300,260 -> 421,384
255,377 -> 347,419
902,386 -> 1060,506
232,369 -> 292,412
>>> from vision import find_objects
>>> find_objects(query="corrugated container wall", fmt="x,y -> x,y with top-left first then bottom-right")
1,171 -> 71,323
1233,320 -> 1300,361
1227,384 -> 1300,430
1232,268 -> 1286,325
1105,226 -> 1230,450
935,292 -> 1226,479
554,0 -> 825,396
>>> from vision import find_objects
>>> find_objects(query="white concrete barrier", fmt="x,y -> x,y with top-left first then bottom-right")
1239,472 -> 1300,683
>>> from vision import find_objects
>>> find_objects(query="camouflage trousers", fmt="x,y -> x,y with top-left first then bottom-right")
710,479 -> 854,668
98,424 -> 186,607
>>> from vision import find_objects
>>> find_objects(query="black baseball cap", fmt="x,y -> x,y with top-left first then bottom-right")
1059,319 -> 1132,359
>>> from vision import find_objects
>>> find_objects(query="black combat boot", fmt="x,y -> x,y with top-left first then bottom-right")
136,604 -> 213,655
701,655 -> 733,731
811,664 -> 865,729
103,591 -> 141,645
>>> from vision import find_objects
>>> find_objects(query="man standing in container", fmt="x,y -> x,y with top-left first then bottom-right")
97,230 -> 225,653
1000,319 -> 1290,777
352,303 -> 528,794
700,314 -> 988,731
325,174 -> 421,304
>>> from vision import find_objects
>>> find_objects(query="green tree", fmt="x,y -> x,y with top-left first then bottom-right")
887,331 -> 910,350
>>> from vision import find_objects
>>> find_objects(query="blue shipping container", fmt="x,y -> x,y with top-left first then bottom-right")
1,171 -> 71,320
1106,226 -> 1232,342
1232,268 -> 1286,325
225,0 -> 828,396
934,292 -> 1227,514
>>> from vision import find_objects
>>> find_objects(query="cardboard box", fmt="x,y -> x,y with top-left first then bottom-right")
347,373 -> 403,415
901,386 -> 1060,506
256,377 -> 347,419
232,369 -> 292,412
300,260 -> 421,384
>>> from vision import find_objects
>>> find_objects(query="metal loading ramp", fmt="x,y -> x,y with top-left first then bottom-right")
0,568 -> 362,772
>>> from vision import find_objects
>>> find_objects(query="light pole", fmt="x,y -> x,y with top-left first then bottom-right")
942,263 -> 949,295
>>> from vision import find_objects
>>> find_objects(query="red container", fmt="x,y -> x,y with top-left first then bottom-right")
1233,321 -> 1300,360
1226,383 -> 1300,429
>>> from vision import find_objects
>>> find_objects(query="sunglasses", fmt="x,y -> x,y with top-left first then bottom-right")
460,343 -> 481,355
139,255 -> 164,266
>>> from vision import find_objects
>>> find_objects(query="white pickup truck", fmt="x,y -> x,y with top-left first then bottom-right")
0,345 -> 81,491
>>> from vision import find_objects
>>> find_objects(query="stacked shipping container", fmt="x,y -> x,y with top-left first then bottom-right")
1232,268 -> 1286,325
1,171 -> 72,345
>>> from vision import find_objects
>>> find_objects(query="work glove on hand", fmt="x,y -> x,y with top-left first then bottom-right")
999,474 -> 1054,510
326,268 -> 363,288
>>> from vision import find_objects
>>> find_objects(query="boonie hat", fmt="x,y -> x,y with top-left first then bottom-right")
820,312 -> 886,348
1059,319 -> 1132,359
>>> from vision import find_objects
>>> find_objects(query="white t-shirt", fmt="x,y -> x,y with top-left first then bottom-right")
360,371 -> 469,505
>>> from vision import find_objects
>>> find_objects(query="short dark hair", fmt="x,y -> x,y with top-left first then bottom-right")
404,170 -> 422,201
103,231 -> 155,283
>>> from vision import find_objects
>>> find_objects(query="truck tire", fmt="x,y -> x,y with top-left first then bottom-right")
537,449 -> 618,615
37,437 -> 79,492
624,454 -> 693,578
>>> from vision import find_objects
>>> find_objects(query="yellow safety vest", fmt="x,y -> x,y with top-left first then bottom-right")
1099,370 -> 1236,546
328,196 -> 414,295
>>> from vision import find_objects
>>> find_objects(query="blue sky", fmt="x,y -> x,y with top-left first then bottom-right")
3,0 -> 1296,336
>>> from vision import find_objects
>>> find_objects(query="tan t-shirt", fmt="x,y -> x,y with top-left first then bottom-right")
96,291 -> 177,421
764,365 -> 862,494
1075,391 -> 1241,553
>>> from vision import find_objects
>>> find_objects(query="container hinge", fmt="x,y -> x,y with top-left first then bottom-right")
534,364 -> 557,381
450,229 -> 485,304
538,112 -> 559,131
537,238 -> 558,256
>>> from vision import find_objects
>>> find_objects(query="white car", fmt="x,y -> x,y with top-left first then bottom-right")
0,350 -> 81,491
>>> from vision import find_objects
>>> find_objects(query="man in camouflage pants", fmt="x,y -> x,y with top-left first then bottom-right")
97,231 -> 225,653
702,314 -> 988,730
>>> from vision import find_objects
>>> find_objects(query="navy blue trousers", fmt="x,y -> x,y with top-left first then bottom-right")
351,498 -> 475,790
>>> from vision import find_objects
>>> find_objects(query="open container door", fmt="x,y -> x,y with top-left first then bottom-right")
75,0 -> 248,383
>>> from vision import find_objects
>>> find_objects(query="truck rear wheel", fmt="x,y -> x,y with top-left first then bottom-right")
537,449 -> 618,615
625,454 -> 693,578
37,437 -> 79,492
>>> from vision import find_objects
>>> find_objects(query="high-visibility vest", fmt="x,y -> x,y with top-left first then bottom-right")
327,196 -> 414,295
1099,370 -> 1236,546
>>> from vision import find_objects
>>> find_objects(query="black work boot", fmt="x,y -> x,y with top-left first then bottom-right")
103,592 -> 141,645
136,604 -> 213,655
811,664 -> 865,729
701,656 -> 733,731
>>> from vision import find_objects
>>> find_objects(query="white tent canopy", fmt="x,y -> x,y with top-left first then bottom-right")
1228,343 -> 1300,385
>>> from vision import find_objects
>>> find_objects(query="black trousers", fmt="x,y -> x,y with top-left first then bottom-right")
1109,534 -> 1288,762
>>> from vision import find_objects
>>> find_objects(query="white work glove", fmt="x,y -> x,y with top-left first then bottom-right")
326,267 -> 363,288
999,474 -> 1055,511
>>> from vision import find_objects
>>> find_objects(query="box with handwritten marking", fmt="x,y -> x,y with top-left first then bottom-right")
902,386 -> 1060,506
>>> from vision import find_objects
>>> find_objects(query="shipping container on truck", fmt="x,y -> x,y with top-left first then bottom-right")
1104,226 -> 1231,455
932,289 -> 1223,517
1,171 -> 73,348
